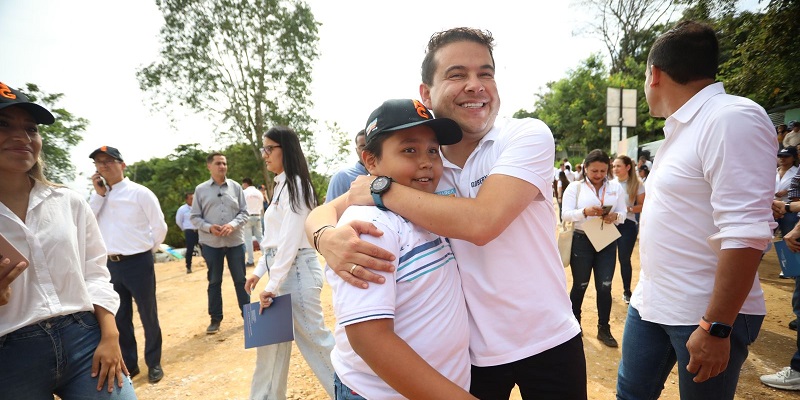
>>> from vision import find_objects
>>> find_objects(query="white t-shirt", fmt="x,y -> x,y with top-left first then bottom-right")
436,117 -> 580,367
328,206 -> 470,399
776,166 -> 798,202
243,185 -> 265,215
632,82 -> 776,324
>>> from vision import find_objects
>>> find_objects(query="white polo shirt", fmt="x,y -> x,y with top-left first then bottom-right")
631,82 -> 776,325
436,117 -> 580,367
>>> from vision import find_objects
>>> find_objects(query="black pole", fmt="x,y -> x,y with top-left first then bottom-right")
618,87 -> 623,143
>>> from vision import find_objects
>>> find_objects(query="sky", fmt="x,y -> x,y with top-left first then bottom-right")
1,0 -> 763,194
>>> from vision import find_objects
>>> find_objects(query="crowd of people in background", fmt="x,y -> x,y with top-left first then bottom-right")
3,20 -> 800,400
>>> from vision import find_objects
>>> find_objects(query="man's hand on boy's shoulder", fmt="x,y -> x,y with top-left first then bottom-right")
322,221 -> 395,289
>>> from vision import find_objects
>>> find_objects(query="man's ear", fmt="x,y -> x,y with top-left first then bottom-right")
419,83 -> 433,109
363,151 -> 380,176
649,65 -> 662,87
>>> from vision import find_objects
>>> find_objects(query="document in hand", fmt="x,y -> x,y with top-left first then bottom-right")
243,294 -> 294,349
582,217 -> 621,252
774,241 -> 800,278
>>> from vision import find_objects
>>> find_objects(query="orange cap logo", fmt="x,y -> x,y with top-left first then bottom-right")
101,146 -> 108,151
0,82 -> 16,100
412,99 -> 430,119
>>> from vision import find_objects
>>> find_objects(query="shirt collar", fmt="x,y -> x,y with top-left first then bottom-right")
668,82 -> 725,126
274,172 -> 286,185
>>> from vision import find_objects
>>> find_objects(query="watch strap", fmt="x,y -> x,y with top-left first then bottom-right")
787,202 -> 792,213
372,192 -> 389,211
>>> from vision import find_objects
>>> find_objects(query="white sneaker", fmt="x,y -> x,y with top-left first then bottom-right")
760,367 -> 800,390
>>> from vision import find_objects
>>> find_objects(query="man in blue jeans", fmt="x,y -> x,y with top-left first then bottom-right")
616,21 -> 775,399
191,152 -> 251,334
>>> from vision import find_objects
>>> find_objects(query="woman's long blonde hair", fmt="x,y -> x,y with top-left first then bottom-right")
616,155 -> 640,204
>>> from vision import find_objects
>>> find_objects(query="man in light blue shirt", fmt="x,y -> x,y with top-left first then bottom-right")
175,191 -> 198,273
325,130 -> 367,202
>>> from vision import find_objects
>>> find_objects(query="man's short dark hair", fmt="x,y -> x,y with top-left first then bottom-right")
206,152 -> 224,164
184,191 -> 194,199
421,27 -> 495,86
647,20 -> 718,84
354,129 -> 365,141
242,177 -> 253,186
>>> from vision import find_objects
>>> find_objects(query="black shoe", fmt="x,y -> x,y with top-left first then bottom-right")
148,365 -> 164,383
186,267 -> 192,274
597,324 -> 619,348
206,319 -> 221,334
791,319 -> 798,331
623,293 -> 631,304
245,262 -> 255,267
128,367 -> 140,379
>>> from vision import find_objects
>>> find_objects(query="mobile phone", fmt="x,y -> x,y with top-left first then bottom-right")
602,205 -> 613,215
0,232 -> 29,278
95,172 -> 107,188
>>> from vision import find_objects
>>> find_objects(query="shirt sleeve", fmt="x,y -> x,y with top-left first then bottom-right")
175,206 -> 184,227
88,192 -> 105,216
491,119 -> 555,196
612,183 -> 627,225
80,198 -> 119,315
325,171 -> 349,203
140,188 -> 168,249
190,190 -> 212,233
700,104 -> 778,251
560,181 -> 585,223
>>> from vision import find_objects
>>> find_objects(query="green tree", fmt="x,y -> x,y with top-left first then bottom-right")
137,0 -> 321,190
19,83 -> 88,183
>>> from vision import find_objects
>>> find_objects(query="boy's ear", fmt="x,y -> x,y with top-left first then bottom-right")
363,151 -> 380,175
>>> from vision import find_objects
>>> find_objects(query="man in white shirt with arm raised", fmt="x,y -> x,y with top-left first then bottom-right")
241,177 -> 265,267
89,145 -> 168,384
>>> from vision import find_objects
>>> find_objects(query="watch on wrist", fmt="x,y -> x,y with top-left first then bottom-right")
699,316 -> 733,338
370,176 -> 392,211
787,202 -> 792,213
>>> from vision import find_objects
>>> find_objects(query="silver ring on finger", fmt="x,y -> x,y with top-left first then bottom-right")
350,264 -> 358,275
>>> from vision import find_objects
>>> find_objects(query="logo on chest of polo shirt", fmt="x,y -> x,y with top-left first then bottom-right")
436,188 -> 457,197
470,174 -> 488,188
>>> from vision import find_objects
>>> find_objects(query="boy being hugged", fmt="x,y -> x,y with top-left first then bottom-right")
327,99 -> 475,400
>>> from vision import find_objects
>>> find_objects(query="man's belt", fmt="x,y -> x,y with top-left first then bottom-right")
250,213 -> 261,216
107,251 -> 148,263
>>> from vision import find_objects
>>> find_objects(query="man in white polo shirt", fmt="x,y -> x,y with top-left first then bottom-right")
615,21 -> 776,400
241,177 -> 264,267
307,27 -> 585,399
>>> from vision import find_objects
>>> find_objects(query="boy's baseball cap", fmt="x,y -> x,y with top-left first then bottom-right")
89,146 -> 124,162
364,99 -> 462,146
0,81 -> 55,125
779,146 -> 798,158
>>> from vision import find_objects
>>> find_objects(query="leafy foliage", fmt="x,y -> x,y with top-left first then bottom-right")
137,0 -> 321,190
20,84 -> 88,183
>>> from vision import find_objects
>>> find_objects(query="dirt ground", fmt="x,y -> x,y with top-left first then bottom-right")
126,242 -> 800,400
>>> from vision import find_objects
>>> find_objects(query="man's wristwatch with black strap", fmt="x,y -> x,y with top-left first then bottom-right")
370,176 -> 392,211
698,316 -> 733,338
786,202 -> 792,213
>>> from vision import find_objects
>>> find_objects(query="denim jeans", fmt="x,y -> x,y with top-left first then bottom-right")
0,312 -> 137,400
183,229 -> 199,269
250,248 -> 335,400
202,243 -> 250,321
470,333 -> 587,399
244,215 -> 264,264
569,231 -> 617,326
778,212 -> 799,237
107,251 -> 162,371
334,373 -> 367,400
617,306 -> 763,400
616,219 -> 638,295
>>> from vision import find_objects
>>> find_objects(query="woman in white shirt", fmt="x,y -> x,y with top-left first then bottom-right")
611,155 -> 646,305
776,146 -> 799,236
244,126 -> 335,400
561,149 -> 627,348
0,83 -> 136,398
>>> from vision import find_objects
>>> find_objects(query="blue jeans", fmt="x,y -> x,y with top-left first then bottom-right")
334,373 -> 366,400
0,312 -> 137,400
617,306 -> 763,400
250,248 -> 335,399
202,243 -> 250,321
616,219 -> 638,295
569,231 -> 617,325
244,215 -> 264,264
107,251 -> 162,371
184,229 -> 199,269
778,212 -> 799,237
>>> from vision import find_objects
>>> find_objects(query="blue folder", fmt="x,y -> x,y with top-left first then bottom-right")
774,241 -> 800,278
243,294 -> 294,349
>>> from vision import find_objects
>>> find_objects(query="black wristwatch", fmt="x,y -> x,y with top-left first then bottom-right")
370,176 -> 392,211
786,202 -> 792,213
699,316 -> 733,338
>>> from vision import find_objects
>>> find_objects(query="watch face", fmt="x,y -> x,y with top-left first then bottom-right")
709,323 -> 733,338
372,176 -> 391,193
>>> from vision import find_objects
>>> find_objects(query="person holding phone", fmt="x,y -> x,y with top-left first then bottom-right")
0,81 -> 136,399
561,149 -> 627,347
